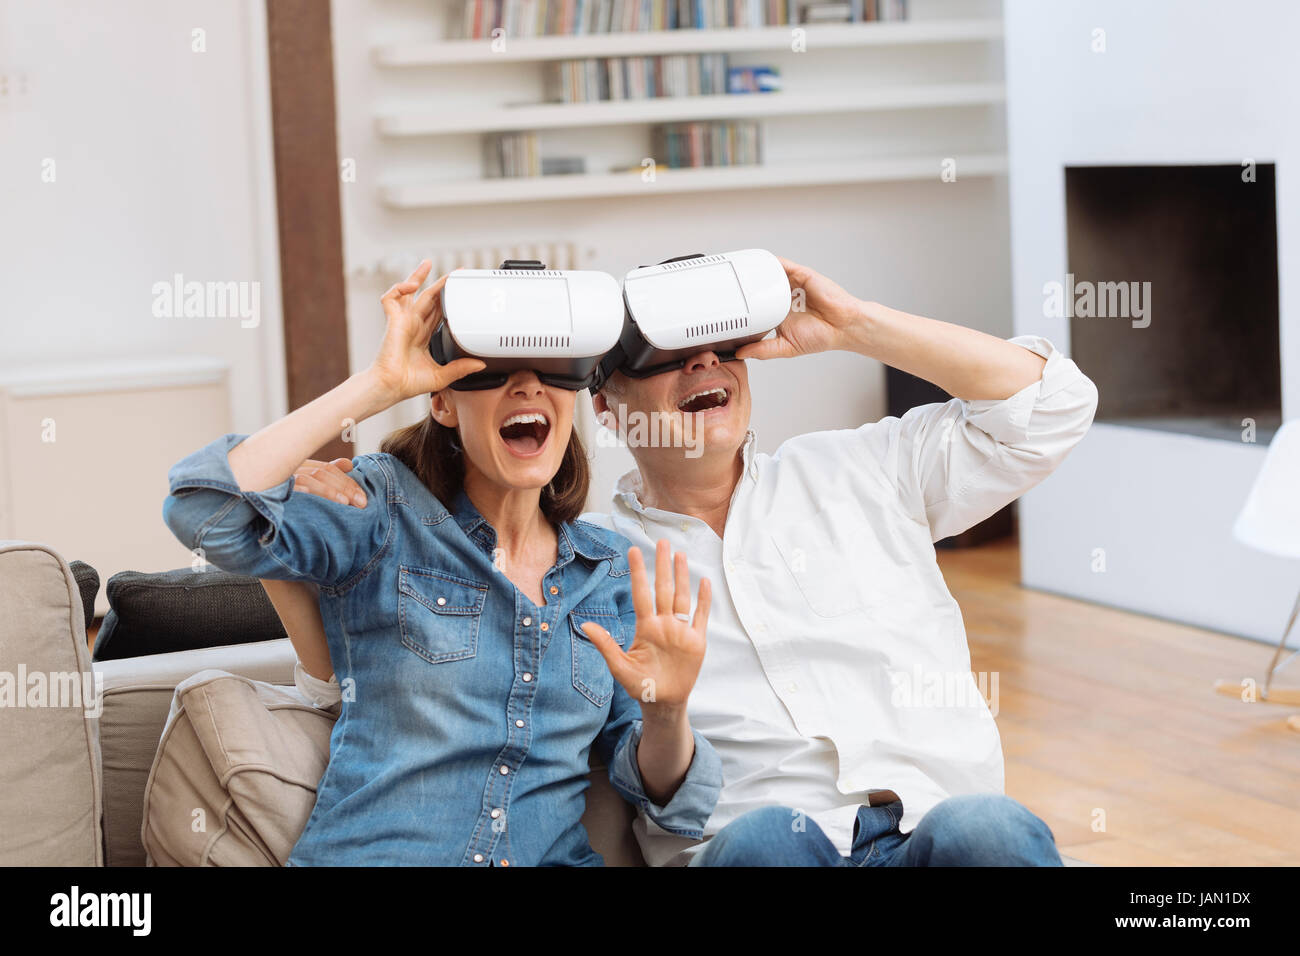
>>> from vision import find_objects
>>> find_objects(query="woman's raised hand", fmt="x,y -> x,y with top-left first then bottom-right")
581,540 -> 711,716
369,260 -> 486,402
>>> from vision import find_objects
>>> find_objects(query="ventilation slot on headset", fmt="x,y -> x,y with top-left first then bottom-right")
498,335 -> 572,349
684,316 -> 748,339
662,254 -> 724,272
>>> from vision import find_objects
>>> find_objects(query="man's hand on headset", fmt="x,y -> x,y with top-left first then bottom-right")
734,256 -> 870,361
292,459 -> 368,508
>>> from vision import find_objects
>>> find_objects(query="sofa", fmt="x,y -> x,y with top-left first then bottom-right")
0,540 -> 644,866
1,539 -> 1088,867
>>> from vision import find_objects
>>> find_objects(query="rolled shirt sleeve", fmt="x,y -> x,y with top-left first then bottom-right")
607,721 -> 722,840
858,335 -> 1099,542
162,433 -> 391,587
294,660 -> 342,712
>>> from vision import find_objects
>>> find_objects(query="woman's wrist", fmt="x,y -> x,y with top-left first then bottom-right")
353,366 -> 402,417
640,701 -> 691,733
229,369 -> 394,491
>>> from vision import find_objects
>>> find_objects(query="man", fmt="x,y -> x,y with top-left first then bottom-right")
286,257 -> 1098,866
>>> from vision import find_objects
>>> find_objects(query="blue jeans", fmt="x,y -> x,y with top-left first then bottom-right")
689,795 -> 1063,866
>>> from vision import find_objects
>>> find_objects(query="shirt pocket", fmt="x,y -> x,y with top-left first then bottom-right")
398,566 -> 488,664
568,608 -> 627,707
770,507 -> 868,618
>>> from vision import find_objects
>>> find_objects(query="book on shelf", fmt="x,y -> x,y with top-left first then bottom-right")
726,64 -> 780,93
541,156 -> 587,175
483,130 -> 542,177
455,0 -> 871,38
800,2 -> 852,24
651,119 -> 761,168
454,0 -> 906,37
544,53 -> 732,102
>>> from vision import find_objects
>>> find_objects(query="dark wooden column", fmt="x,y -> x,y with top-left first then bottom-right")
265,0 -> 351,462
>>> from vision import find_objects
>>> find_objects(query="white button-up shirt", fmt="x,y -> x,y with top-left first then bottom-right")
583,336 -> 1098,865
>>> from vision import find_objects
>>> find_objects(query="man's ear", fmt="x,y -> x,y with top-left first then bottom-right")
591,389 -> 610,418
429,390 -> 458,428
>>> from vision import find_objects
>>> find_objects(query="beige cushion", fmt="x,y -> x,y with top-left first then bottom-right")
96,638 -> 299,866
0,541 -> 103,866
140,663 -> 644,866
142,671 -> 333,865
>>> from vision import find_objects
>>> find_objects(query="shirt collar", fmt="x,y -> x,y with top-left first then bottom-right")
451,488 -> 617,567
450,489 -> 493,547
614,429 -> 759,516
562,522 -> 622,564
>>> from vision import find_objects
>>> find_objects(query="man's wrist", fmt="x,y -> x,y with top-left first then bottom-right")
842,298 -> 888,357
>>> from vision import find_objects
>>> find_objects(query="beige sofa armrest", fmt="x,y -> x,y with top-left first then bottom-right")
95,638 -> 298,866
0,540 -> 102,866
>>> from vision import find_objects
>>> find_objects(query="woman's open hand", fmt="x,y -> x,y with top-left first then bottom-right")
580,540 -> 711,718
368,260 -> 486,402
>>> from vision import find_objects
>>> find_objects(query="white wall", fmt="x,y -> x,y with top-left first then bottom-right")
329,0 -> 1014,508
0,0 -> 285,432
1004,0 -> 1300,644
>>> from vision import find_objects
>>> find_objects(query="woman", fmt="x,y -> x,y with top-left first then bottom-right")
162,261 -> 720,866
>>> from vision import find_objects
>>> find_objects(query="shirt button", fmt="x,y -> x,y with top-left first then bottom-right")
436,597 -> 447,606
549,585 -> 559,595
515,719 -> 525,728
787,682 -> 799,694
499,766 -> 509,775
522,616 -> 532,626
490,808 -> 502,819
540,622 -> 549,632
473,853 -> 484,863
680,522 -> 690,532
522,672 -> 533,682
500,859 -> 510,867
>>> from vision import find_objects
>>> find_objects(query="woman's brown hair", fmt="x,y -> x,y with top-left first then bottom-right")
379,414 -> 591,525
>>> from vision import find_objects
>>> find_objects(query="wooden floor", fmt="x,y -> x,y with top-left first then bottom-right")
937,537 -> 1300,866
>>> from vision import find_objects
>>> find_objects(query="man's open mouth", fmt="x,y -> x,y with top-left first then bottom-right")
499,412 -> 551,455
677,387 -> 729,414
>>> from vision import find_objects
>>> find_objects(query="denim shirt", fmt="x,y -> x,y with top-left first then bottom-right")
162,434 -> 721,866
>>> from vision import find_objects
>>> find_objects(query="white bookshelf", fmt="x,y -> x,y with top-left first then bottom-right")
373,19 -> 1003,66
378,82 -> 1005,136
369,8 -> 1007,208
380,152 -> 1007,208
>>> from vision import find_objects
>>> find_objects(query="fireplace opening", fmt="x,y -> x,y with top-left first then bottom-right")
1065,163 -> 1282,443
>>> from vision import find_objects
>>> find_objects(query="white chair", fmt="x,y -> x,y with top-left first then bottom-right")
1219,421 -> 1300,724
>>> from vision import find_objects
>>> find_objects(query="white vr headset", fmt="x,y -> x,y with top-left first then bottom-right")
431,250 -> 791,392
592,249 -> 791,389
433,260 -> 624,390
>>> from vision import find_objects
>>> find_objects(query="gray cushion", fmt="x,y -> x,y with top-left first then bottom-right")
93,567 -> 287,661
69,561 -> 99,633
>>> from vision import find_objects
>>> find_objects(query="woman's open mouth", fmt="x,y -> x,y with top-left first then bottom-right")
677,387 -> 729,414
498,411 -> 551,457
